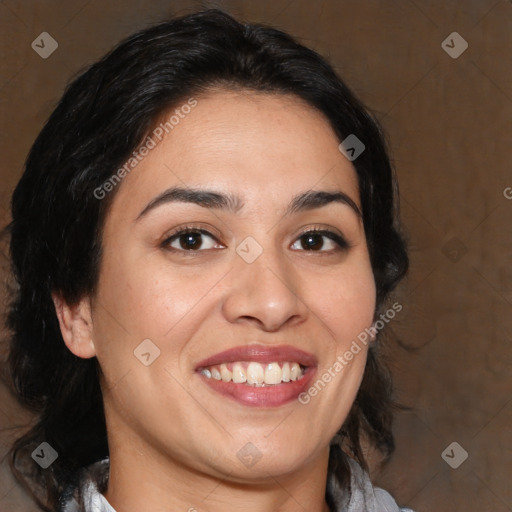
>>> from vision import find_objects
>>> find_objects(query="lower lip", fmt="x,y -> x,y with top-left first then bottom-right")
197,367 -> 317,407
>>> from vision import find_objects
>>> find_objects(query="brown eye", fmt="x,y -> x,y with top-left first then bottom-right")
177,232 -> 204,250
291,230 -> 349,252
300,233 -> 325,251
164,229 -> 221,252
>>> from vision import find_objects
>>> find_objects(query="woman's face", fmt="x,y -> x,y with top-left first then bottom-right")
85,90 -> 376,480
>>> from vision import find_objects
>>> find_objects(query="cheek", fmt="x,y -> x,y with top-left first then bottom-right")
94,245 -> 188,336
92,246 -> 229,366
312,258 -> 376,350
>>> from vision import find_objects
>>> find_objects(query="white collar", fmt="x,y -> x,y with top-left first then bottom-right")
61,467 -> 115,512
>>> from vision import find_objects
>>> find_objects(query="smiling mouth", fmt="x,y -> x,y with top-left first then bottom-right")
194,344 -> 317,406
197,361 -> 308,386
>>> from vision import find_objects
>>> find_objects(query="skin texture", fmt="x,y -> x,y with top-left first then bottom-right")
53,90 -> 377,512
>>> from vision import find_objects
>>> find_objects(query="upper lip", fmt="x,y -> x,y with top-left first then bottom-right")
195,344 -> 318,370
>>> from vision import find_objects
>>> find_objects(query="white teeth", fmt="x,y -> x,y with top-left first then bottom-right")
220,363 -> 232,382
290,362 -> 300,381
199,361 -> 305,386
281,362 -> 291,382
264,362 -> 282,385
232,362 -> 247,383
246,362 -> 264,386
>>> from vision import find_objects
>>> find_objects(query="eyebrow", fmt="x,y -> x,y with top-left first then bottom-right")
135,186 -> 362,220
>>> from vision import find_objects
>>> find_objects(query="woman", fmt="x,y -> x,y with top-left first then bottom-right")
4,8 -> 411,512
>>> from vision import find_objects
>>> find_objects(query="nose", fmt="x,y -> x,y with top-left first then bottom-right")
221,245 -> 308,332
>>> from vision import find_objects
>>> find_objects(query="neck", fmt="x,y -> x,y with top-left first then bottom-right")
103,423 -> 332,512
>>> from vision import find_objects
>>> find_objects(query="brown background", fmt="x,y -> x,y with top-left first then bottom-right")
1,1 -> 511,511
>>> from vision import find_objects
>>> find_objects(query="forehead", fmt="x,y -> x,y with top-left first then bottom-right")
108,90 -> 360,219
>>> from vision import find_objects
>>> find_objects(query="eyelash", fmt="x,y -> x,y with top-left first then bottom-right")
161,225 -> 350,255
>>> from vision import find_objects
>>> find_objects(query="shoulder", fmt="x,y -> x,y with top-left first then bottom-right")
327,455 -> 415,512
60,459 -> 115,512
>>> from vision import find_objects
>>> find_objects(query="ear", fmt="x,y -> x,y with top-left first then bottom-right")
51,292 -> 96,359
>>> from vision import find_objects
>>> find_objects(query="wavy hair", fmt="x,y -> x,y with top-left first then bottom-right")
2,8 -> 408,511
